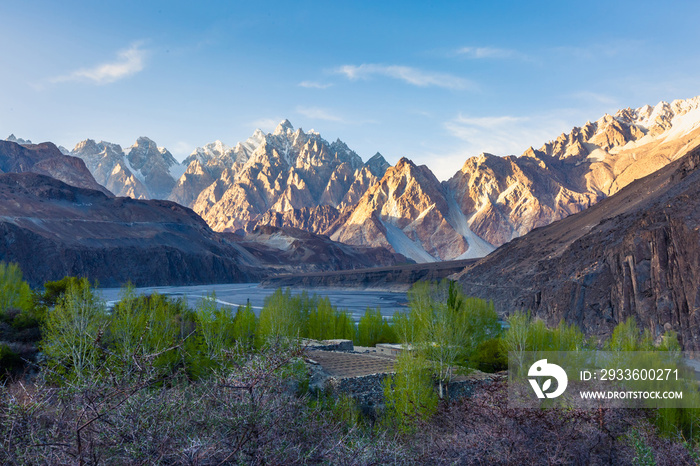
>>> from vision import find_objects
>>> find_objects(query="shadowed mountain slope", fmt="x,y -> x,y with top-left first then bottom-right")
0,140 -> 112,196
455,144 -> 700,350
0,173 -> 407,287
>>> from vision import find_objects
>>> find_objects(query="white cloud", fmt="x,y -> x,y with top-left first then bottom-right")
299,81 -> 333,89
296,106 -> 343,122
50,43 -> 147,85
444,113 -> 570,159
455,46 -> 518,59
334,64 -> 475,90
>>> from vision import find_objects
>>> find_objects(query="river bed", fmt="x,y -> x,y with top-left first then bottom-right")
99,282 -> 409,321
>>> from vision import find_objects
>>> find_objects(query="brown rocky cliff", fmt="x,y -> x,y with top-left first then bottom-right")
456,145 -> 700,350
0,141 -> 112,196
331,157 -> 470,261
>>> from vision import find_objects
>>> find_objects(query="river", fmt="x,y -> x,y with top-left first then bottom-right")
99,282 -> 409,321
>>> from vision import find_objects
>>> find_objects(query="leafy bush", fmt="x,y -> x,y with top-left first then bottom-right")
232,303 -> 258,349
41,278 -> 108,384
0,262 -> 32,316
398,280 -> 501,398
194,291 -> 236,361
382,351 -> 438,434
470,338 -> 508,373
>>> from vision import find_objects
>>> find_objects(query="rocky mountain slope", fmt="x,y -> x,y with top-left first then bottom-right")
71,137 -> 183,199
0,173 -> 406,287
454,144 -> 700,350
186,121 -> 390,234
27,96 -> 700,264
0,140 -> 112,196
328,97 -> 700,262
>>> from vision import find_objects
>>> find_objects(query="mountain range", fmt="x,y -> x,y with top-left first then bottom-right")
18,96 -> 697,264
3,95 -> 700,348
455,143 -> 700,350
0,141 -> 406,287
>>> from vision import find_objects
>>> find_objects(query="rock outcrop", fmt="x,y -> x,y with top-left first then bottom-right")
455,145 -> 700,350
0,173 -> 408,287
0,140 -> 112,196
71,137 -> 183,199
35,96 -> 700,263
0,172 -> 258,287
189,121 -> 390,234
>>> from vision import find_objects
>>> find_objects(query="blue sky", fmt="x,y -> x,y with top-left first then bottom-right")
2,0 -> 700,180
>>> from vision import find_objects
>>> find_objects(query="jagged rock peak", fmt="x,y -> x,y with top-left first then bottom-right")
73,138 -> 102,153
128,137 -> 177,166
6,134 -> 32,145
365,152 -> 390,177
273,119 -> 294,135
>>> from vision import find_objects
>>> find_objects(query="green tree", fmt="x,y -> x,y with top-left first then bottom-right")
357,307 -> 396,347
232,303 -> 258,349
257,289 -> 308,344
194,292 -> 236,361
107,283 -> 148,376
382,351 -> 438,434
41,278 -> 108,384
0,262 -> 32,315
404,280 -> 500,398
307,297 -> 337,341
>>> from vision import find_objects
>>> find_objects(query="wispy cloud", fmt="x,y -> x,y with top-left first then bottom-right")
296,106 -> 344,122
444,113 -> 569,157
334,64 -> 475,90
454,46 -> 519,59
50,43 -> 147,85
299,81 -> 333,89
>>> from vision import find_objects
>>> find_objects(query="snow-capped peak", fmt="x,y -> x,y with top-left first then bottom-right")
273,119 -> 294,136
6,134 -> 32,145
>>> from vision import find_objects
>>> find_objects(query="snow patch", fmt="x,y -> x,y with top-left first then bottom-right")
123,157 -> 146,184
444,191 -> 495,259
381,220 -> 437,263
585,148 -> 607,162
663,106 -> 700,143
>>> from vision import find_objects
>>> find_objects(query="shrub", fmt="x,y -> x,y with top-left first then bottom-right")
382,351 -> 438,434
470,338 -> 508,373
194,292 -> 236,361
232,303 -> 258,349
0,262 -> 32,316
0,344 -> 21,378
608,317 -> 654,351
41,278 -> 108,384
